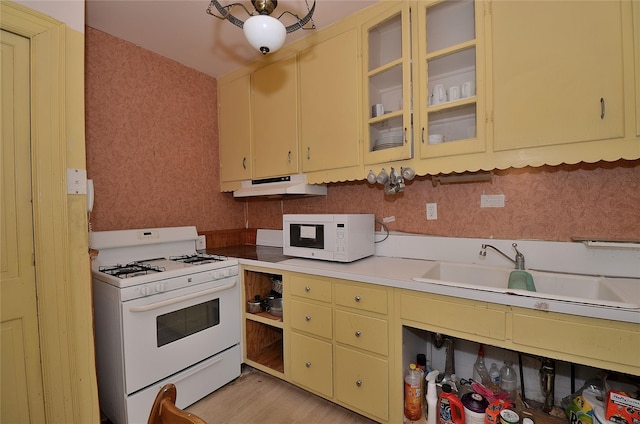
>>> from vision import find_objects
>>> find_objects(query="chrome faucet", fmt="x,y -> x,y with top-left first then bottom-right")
479,243 -> 525,270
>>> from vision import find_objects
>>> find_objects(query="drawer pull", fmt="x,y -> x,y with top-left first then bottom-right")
305,286 -> 311,292
356,380 -> 363,387
305,315 -> 311,321
355,330 -> 362,337
354,295 -> 361,302
306,362 -> 312,368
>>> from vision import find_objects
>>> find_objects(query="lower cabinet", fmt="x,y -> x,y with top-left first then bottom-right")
286,273 -> 393,423
334,346 -> 389,421
290,332 -> 333,397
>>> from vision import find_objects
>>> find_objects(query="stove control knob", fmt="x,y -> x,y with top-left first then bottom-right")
138,285 -> 151,296
154,282 -> 166,293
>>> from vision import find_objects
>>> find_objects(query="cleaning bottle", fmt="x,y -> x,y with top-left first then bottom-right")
405,363 -> 423,421
439,383 -> 465,424
426,370 -> 440,424
472,344 -> 490,387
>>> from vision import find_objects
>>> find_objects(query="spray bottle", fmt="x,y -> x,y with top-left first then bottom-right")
426,370 -> 440,424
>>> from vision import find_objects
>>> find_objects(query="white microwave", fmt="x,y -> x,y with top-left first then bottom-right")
283,214 -> 375,262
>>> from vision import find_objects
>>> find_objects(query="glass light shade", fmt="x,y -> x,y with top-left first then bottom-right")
243,15 -> 286,54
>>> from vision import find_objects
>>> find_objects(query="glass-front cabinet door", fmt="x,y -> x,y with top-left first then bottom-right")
363,2 -> 413,165
417,0 -> 485,159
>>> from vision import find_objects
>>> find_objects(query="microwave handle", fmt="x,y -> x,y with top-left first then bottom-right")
129,281 -> 237,312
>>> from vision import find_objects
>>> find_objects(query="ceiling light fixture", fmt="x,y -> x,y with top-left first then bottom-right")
206,0 -> 316,55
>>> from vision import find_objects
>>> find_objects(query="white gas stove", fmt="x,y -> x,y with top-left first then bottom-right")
91,226 -> 241,424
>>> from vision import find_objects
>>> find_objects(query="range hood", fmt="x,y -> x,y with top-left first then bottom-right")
233,175 -> 327,198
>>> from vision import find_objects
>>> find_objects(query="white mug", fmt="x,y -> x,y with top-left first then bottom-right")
432,84 -> 447,105
461,80 -> 476,98
448,85 -> 460,101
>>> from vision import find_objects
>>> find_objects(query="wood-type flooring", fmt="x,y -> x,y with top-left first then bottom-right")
186,366 -> 378,424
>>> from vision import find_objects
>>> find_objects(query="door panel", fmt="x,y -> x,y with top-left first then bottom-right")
1,29 -> 46,424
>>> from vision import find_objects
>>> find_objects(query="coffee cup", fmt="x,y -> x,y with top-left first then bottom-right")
461,80 -> 476,98
432,84 -> 447,105
448,85 -> 460,101
371,103 -> 384,118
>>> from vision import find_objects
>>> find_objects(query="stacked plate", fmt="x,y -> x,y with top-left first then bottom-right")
373,128 -> 403,151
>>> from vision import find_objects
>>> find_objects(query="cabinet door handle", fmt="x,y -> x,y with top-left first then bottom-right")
306,147 -> 310,160
288,150 -> 292,163
600,97 -> 605,119
305,315 -> 311,321
421,127 -> 425,144
242,157 -> 246,170
404,127 -> 408,144
305,286 -> 311,292
354,295 -> 361,302
306,362 -> 312,368
356,380 -> 363,387
355,330 -> 362,337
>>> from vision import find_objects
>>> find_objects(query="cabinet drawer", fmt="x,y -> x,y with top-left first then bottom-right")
335,282 -> 388,314
400,291 -> 507,341
290,299 -> 332,339
334,346 -> 388,421
290,332 -> 333,398
289,274 -> 332,302
512,310 -> 640,370
335,310 -> 388,356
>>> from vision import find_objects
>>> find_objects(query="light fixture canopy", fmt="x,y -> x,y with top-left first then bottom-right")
207,0 -> 316,55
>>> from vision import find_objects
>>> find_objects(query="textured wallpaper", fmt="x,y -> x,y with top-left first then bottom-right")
250,161 -> 640,242
85,27 -> 244,232
86,27 -> 640,242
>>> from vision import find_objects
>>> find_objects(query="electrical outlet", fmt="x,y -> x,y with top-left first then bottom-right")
426,203 -> 438,220
196,235 -> 206,250
481,194 -> 505,208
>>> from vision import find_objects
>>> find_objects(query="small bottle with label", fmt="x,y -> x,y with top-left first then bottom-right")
489,362 -> 501,392
405,363 -> 423,421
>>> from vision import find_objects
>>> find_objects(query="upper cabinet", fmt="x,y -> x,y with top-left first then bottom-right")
218,74 -> 252,183
362,2 -> 413,165
299,27 -> 361,175
489,0 -> 639,166
252,55 -> 299,179
416,0 -> 486,160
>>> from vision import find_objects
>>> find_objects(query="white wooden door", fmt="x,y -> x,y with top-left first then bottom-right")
1,29 -> 46,423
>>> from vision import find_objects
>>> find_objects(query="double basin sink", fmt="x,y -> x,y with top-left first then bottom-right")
411,262 -> 640,309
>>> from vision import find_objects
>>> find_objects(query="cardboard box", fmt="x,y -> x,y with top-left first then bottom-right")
605,390 -> 640,424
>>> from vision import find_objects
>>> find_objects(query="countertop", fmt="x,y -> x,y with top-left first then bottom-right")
205,246 -> 639,324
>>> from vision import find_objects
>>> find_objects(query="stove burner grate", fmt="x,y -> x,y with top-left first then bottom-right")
170,253 -> 228,265
99,262 -> 166,279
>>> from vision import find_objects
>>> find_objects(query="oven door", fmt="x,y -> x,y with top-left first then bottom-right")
121,276 -> 240,394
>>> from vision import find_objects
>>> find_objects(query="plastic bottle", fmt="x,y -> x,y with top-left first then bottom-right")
405,363 -> 423,420
499,360 -> 518,400
438,383 -> 465,424
488,363 -> 501,392
426,370 -> 440,424
472,344 -> 491,387
417,354 -> 427,411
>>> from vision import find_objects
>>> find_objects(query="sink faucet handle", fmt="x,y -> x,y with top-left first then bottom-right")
512,243 -> 525,270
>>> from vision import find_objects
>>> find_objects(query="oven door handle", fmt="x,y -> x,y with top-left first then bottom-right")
129,280 -> 237,312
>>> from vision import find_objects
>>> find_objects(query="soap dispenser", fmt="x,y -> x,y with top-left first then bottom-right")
426,370 -> 440,424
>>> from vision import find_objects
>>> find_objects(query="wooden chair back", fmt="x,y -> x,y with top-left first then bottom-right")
147,384 -> 207,424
